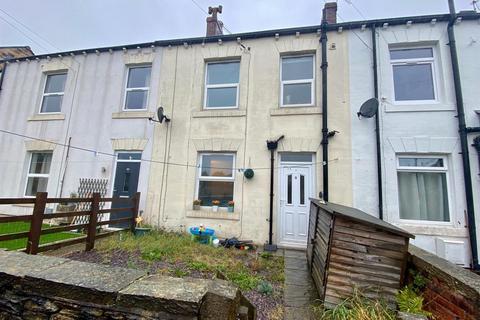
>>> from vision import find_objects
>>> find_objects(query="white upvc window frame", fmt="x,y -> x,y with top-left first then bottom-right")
203,61 -> 240,110
123,65 -> 151,111
280,54 -> 315,108
390,46 -> 438,105
39,72 -> 67,114
396,155 -> 452,225
24,152 -> 52,197
195,153 -> 235,208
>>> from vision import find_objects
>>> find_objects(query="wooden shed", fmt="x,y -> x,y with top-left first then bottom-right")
307,199 -> 414,308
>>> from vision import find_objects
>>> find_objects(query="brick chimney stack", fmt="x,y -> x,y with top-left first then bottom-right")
322,2 -> 337,24
206,5 -> 224,36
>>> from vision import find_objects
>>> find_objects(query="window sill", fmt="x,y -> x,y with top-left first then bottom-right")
270,107 -> 321,116
28,114 -> 65,121
112,111 -> 154,119
192,110 -> 246,118
13,203 -> 34,208
385,104 -> 455,113
186,209 -> 240,221
393,223 -> 468,237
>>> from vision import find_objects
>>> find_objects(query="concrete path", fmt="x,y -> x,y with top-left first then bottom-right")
283,249 -> 319,320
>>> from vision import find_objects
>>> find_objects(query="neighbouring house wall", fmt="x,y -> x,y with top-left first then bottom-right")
0,48 -> 161,216
349,20 -> 480,267
0,250 -> 242,320
408,245 -> 480,320
145,31 -> 352,244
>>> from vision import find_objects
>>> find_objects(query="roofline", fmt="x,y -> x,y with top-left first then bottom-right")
5,11 -> 480,64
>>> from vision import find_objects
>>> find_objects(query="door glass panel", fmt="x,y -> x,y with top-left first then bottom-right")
123,170 -> 131,192
300,175 -> 305,205
287,174 -> 292,204
117,153 -> 142,160
281,153 -> 313,162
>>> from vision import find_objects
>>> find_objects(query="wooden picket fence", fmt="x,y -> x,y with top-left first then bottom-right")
0,192 -> 140,254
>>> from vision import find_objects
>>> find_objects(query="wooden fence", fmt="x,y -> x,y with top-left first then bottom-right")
0,192 -> 140,254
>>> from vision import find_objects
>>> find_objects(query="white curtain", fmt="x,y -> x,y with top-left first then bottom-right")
398,172 -> 449,221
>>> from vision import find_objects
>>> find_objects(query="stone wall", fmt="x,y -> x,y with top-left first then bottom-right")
0,250 -> 245,320
408,245 -> 480,320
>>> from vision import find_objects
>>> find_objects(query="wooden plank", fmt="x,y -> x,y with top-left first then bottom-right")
334,223 -> 406,245
0,215 -> 32,223
95,230 -> 121,239
40,224 -> 88,235
35,236 -> 87,253
332,239 -> 406,260
328,261 -> 400,282
0,231 -> 30,241
130,192 -> 140,233
26,192 -> 47,255
332,230 -> 406,251
327,274 -> 399,294
331,247 -> 403,266
99,197 -> 132,202
327,268 -> 400,289
98,207 -> 133,214
97,217 -> 133,226
85,193 -> 99,251
329,253 -> 401,273
44,210 -> 91,219
45,197 -> 92,203
0,198 -> 36,205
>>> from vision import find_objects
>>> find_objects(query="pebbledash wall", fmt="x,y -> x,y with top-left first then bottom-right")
144,31 -> 353,245
349,19 -> 480,267
0,48 -> 160,215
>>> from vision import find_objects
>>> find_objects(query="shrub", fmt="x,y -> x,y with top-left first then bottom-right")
257,280 -> 273,295
396,286 -> 432,317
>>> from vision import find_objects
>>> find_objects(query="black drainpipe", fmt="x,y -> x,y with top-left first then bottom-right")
371,25 -> 383,220
474,137 -> 480,175
447,0 -> 479,270
265,135 -> 284,252
320,22 -> 329,202
0,62 -> 6,91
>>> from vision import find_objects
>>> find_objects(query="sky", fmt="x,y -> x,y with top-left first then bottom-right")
0,0 -> 477,55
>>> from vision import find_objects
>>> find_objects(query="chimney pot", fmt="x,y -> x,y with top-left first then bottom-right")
322,2 -> 337,25
206,5 -> 224,36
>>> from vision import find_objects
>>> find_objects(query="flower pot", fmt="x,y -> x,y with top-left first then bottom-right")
134,227 -> 151,237
212,205 -> 219,212
193,204 -> 201,210
228,206 -> 234,213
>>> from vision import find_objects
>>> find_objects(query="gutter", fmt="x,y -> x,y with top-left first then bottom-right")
371,25 -> 383,220
320,22 -> 329,202
447,0 -> 479,270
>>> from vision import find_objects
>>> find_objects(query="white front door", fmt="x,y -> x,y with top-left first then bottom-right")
279,165 -> 312,246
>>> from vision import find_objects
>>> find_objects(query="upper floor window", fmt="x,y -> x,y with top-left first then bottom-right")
40,73 -> 67,113
196,153 -> 235,207
25,152 -> 52,197
397,156 -> 449,222
204,61 -> 240,109
390,48 -> 436,102
281,55 -> 314,107
124,66 -> 151,110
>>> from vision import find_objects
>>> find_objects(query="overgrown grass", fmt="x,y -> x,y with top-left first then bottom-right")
96,230 -> 284,291
312,289 -> 396,320
0,221 -> 82,250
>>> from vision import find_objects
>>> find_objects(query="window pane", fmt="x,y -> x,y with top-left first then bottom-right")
201,154 -> 234,177
207,62 -> 240,85
300,175 -> 305,205
41,95 -> 63,113
390,48 -> 433,60
399,158 -> 444,168
117,153 -> 142,160
125,90 -> 148,109
393,64 -> 435,101
281,153 -> 313,162
29,153 -> 52,174
398,172 -> 449,222
127,67 -> 151,88
206,87 -> 237,108
282,56 -> 313,81
287,174 -> 292,204
44,74 -> 67,93
198,181 -> 233,207
283,83 -> 312,105
25,177 -> 48,196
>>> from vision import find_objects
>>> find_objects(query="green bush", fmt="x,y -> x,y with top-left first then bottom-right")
257,280 -> 273,295
396,286 -> 431,317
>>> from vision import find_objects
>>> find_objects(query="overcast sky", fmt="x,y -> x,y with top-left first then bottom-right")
0,0 -> 476,55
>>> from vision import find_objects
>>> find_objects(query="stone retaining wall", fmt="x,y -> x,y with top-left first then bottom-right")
408,245 -> 480,320
0,250 -> 244,319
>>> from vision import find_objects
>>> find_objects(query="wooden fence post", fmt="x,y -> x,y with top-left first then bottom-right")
26,192 -> 47,255
131,192 -> 140,233
85,193 -> 100,251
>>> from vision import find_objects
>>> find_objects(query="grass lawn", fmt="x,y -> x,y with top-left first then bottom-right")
0,221 -> 83,250
65,230 -> 285,320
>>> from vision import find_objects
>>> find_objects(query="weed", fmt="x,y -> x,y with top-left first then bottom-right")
171,267 -> 189,277
257,280 -> 273,295
259,252 -> 273,259
396,286 -> 431,317
188,261 -> 210,272
225,269 -> 260,291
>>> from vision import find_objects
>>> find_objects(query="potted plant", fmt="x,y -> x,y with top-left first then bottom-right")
55,192 -> 78,224
211,200 -> 220,212
193,199 -> 202,210
134,211 -> 151,237
227,200 -> 234,213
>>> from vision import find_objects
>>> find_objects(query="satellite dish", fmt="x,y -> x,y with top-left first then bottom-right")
357,98 -> 379,118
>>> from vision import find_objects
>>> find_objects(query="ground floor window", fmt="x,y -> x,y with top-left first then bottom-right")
196,153 -> 234,207
397,156 -> 450,222
25,152 -> 52,196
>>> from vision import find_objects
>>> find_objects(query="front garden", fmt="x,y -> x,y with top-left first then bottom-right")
65,230 -> 285,320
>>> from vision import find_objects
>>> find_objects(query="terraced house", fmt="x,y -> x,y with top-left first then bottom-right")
0,3 -> 479,268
